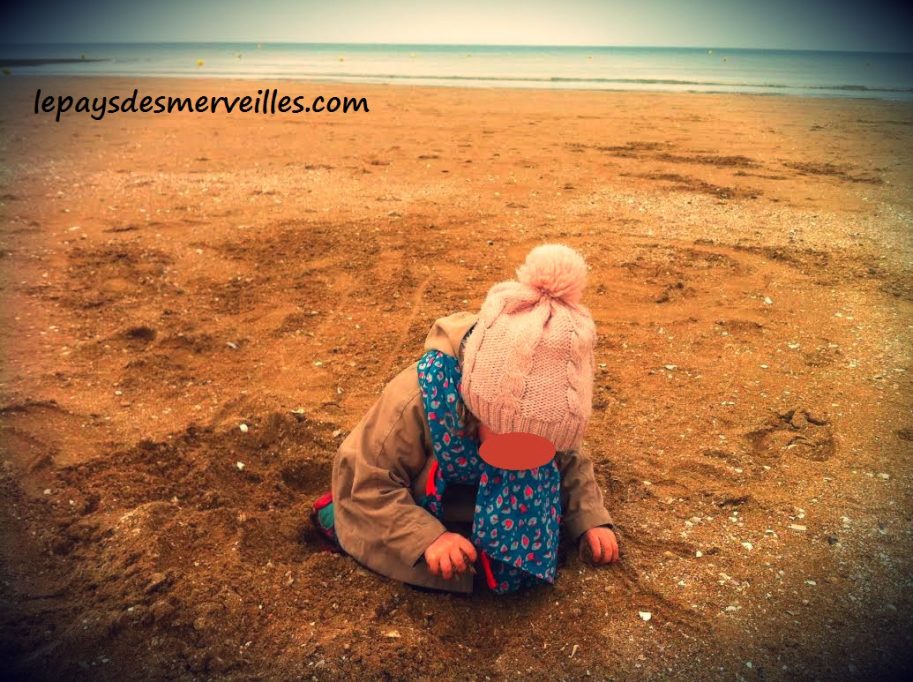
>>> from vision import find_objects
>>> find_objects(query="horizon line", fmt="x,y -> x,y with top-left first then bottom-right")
3,40 -> 912,56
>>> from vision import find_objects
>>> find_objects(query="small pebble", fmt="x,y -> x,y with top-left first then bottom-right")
638,611 -> 652,622
239,423 -> 249,433
763,296 -> 773,305
742,542 -> 753,551
789,524 -> 807,532
236,461 -> 245,471
384,630 -> 401,638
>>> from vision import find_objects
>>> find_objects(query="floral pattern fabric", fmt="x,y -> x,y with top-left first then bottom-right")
416,349 -> 561,593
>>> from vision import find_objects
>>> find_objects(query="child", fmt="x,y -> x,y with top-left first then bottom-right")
311,243 -> 619,594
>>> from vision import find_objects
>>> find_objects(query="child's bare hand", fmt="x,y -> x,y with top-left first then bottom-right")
579,526 -> 619,565
424,532 -> 478,580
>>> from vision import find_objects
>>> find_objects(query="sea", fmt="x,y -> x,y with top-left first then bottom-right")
3,43 -> 913,100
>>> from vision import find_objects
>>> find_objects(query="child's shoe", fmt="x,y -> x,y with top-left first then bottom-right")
310,490 -> 344,553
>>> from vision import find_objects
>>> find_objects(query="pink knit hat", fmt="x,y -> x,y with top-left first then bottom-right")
460,244 -> 597,452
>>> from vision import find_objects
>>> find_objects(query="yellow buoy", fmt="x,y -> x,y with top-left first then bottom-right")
196,59 -> 205,67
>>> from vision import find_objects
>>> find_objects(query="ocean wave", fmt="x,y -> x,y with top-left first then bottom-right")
6,58 -> 913,96
257,71 -> 913,93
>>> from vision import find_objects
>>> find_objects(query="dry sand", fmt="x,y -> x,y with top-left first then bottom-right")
1,77 -> 912,680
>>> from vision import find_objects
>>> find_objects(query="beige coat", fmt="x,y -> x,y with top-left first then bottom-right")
331,311 -> 614,593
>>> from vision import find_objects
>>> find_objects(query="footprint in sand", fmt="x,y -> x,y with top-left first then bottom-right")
745,407 -> 836,462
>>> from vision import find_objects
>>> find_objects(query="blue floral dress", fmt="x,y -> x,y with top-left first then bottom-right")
416,349 -> 562,593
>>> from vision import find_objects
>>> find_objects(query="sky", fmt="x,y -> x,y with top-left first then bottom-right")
2,0 -> 911,52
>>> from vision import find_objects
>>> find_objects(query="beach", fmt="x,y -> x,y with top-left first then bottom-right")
1,76 -> 912,678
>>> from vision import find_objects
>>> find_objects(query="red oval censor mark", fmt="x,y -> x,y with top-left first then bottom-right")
479,431 -> 556,470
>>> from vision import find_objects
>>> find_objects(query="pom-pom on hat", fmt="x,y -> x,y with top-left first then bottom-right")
460,243 -> 597,452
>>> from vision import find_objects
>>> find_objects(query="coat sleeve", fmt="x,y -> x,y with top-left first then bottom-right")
335,368 -> 448,569
555,444 -> 615,543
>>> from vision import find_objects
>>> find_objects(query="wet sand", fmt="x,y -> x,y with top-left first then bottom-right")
1,76 -> 912,679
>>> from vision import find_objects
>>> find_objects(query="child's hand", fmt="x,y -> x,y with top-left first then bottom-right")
424,532 -> 478,580
579,526 -> 619,565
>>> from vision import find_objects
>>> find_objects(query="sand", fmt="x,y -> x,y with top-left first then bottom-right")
1,76 -> 912,680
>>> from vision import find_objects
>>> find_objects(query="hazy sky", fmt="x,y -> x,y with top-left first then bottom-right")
3,0 -> 911,52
